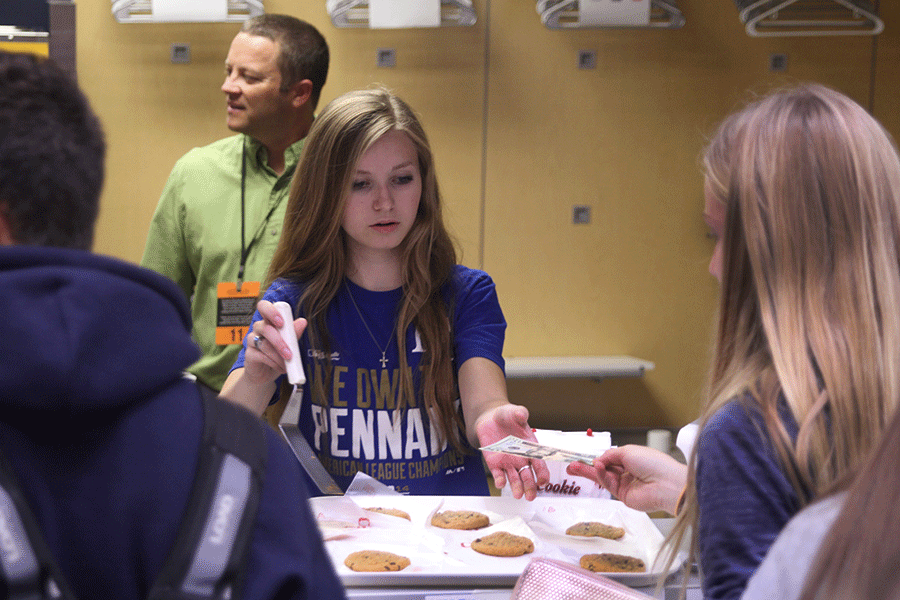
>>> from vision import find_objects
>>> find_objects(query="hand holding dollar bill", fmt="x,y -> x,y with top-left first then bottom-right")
480,435 -> 600,465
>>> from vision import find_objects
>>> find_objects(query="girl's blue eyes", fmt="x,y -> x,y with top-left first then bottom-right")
352,175 -> 415,190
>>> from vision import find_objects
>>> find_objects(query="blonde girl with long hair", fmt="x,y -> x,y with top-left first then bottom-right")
568,83 -> 900,599
221,87 -> 549,498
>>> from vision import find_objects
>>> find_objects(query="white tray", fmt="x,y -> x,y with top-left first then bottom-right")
309,495 -> 685,588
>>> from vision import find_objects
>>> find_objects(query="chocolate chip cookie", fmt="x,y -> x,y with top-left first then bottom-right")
430,510 -> 490,530
344,550 -> 411,572
471,531 -> 535,557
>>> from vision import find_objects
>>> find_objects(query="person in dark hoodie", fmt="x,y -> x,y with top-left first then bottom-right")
0,51 -> 345,600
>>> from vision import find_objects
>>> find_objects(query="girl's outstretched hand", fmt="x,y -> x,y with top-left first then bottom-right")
566,444 -> 688,515
476,404 -> 550,501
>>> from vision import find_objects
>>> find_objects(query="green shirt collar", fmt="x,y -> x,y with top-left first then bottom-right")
243,134 -> 306,174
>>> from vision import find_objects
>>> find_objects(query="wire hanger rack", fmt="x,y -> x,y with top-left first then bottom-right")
327,0 -> 477,28
111,0 -> 264,23
536,0 -> 685,29
734,0 -> 883,36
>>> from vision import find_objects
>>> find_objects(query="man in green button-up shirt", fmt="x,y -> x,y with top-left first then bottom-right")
142,15 -> 329,393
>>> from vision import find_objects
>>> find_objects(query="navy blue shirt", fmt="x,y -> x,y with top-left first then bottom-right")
233,266 -> 507,496
696,397 -> 804,600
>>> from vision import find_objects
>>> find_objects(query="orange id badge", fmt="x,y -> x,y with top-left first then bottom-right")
215,281 -> 261,345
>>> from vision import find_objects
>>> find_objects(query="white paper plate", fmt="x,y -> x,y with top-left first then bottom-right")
308,495 -> 686,588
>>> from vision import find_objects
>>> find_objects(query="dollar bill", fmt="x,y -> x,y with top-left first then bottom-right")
480,435 -> 598,465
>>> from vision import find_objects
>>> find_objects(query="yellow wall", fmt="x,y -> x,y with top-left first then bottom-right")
77,1 -> 899,431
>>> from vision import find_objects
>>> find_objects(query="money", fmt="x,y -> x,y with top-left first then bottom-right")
480,435 -> 599,465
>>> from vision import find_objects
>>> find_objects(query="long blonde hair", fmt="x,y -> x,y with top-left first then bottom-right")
668,83 -> 900,580
267,87 -> 465,451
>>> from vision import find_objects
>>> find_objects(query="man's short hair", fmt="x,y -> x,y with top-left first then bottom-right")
0,51 -> 105,250
241,14 -> 329,110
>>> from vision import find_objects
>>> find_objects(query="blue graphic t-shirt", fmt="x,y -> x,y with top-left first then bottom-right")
232,266 -> 506,496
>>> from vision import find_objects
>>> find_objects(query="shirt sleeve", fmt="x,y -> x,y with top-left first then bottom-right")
696,400 -> 803,600
141,159 -> 194,302
450,268 -> 507,372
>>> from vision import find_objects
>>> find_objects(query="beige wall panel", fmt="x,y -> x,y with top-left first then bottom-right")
77,2 -> 243,262
484,0 -> 876,429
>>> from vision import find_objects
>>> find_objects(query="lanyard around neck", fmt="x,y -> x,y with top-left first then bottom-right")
237,140 -> 282,291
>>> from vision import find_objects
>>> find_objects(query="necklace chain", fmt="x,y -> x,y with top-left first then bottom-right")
346,282 -> 394,368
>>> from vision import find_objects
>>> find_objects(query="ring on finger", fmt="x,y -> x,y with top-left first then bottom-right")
517,465 -> 531,474
253,335 -> 263,351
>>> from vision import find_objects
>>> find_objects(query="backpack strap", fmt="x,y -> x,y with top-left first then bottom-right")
0,384 -> 266,600
148,384 -> 268,600
0,451 -> 77,600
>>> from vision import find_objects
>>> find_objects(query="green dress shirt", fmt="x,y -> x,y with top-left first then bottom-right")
142,133 -> 304,391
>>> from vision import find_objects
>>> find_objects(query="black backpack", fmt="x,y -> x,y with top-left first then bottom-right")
0,387 -> 267,600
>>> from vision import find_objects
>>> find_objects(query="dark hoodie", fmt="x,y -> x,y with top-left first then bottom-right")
0,245 -> 345,600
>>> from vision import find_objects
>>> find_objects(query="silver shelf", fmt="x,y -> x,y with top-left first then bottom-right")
0,27 -> 48,42
504,356 -> 655,380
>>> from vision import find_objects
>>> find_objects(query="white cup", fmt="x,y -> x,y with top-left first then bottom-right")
646,429 -> 671,454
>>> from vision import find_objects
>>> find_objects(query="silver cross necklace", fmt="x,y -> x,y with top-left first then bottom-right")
346,282 -> 395,369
